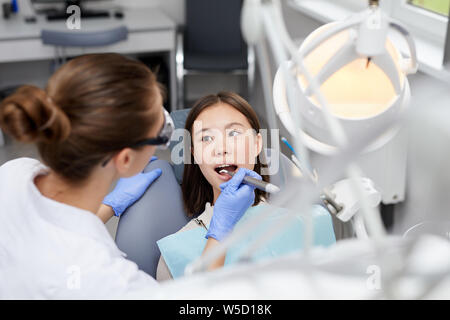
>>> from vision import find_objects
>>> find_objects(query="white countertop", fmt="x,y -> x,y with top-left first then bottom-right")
0,6 -> 176,41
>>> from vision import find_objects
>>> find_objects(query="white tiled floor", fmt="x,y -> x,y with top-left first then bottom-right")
0,133 -> 172,239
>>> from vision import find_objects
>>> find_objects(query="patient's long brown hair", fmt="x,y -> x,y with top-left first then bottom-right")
182,92 -> 269,217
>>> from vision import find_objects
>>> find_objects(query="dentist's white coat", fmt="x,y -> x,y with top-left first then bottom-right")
0,158 -> 158,299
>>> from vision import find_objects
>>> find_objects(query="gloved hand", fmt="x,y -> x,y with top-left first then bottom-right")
206,168 -> 262,241
103,156 -> 162,217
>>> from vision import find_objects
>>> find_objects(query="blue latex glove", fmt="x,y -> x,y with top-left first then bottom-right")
206,168 -> 262,241
103,156 -> 162,217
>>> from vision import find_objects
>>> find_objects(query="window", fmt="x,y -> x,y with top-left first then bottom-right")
291,0 -> 448,42
388,0 -> 448,45
407,0 -> 449,17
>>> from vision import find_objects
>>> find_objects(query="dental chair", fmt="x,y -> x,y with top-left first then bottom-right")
114,109 -> 345,278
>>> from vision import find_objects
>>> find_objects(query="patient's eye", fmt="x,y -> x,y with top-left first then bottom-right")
202,135 -> 213,142
228,129 -> 241,137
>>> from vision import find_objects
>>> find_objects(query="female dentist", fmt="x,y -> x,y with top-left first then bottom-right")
0,53 -> 258,299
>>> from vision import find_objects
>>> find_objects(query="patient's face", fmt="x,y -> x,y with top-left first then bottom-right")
192,103 -> 262,193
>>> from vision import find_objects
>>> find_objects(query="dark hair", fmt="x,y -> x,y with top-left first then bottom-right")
0,53 -> 164,183
182,91 -> 269,217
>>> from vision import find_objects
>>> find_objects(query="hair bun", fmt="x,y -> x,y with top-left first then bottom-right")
0,85 -> 71,144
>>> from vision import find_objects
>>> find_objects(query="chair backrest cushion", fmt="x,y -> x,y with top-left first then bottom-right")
41,26 -> 128,47
184,0 -> 246,56
115,159 -> 190,278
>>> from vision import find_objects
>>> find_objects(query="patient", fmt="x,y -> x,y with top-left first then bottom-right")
156,92 -> 336,281
156,92 -> 269,280
182,92 -> 269,216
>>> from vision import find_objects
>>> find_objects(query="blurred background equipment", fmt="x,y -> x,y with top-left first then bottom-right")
176,0 -> 254,108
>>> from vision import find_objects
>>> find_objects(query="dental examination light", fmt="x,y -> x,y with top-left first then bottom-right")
274,10 -> 417,151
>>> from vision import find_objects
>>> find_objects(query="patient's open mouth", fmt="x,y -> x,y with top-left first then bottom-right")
214,164 -> 238,175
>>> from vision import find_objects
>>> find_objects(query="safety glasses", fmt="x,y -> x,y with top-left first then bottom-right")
101,108 -> 174,167
129,108 -> 174,151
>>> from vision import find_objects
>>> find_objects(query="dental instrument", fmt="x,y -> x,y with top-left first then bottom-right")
281,136 -> 296,155
219,169 -> 281,194
281,136 -> 318,182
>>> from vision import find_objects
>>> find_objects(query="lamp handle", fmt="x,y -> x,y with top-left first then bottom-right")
389,21 -> 419,74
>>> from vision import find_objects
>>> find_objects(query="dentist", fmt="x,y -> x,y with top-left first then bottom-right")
0,53 -> 258,299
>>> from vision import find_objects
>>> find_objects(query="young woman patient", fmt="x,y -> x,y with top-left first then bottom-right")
156,91 -> 270,281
